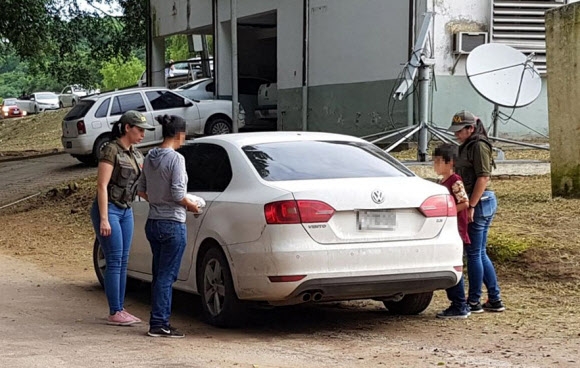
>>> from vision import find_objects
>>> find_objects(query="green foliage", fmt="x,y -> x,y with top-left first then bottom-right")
100,56 -> 145,90
0,49 -> 63,98
166,35 -> 192,62
0,0 -> 147,86
487,231 -> 532,263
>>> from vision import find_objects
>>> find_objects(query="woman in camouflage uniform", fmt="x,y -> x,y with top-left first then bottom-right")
448,110 -> 506,314
90,110 -> 154,326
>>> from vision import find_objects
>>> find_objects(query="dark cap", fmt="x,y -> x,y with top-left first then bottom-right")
448,110 -> 477,132
119,110 -> 155,130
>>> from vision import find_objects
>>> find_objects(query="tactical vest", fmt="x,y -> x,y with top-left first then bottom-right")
456,137 -> 495,195
107,141 -> 144,209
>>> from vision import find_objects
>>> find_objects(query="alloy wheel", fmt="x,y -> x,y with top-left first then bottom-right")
203,258 -> 226,316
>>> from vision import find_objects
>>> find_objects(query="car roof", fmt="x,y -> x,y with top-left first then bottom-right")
188,131 -> 367,148
84,87 -> 171,101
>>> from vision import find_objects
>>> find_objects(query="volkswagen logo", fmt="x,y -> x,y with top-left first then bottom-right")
371,190 -> 385,204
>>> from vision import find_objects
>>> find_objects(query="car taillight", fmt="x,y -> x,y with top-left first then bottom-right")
77,120 -> 86,135
264,200 -> 335,224
419,194 -> 457,217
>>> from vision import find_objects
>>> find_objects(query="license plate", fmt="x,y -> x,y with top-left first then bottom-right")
357,210 -> 397,231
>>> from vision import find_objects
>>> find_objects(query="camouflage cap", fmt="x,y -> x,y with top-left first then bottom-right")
448,110 -> 477,132
119,110 -> 155,130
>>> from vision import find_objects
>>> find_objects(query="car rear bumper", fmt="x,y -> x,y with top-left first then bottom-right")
225,223 -> 463,304
61,135 -> 94,155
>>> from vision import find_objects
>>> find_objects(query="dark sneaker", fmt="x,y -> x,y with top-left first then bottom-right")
436,305 -> 470,319
469,302 -> 484,314
147,326 -> 185,338
482,299 -> 506,312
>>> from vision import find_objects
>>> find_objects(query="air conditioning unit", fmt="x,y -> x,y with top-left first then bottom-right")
454,32 -> 489,54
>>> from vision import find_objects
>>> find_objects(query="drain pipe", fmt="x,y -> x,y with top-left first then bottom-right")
212,0 -> 219,98
301,0 -> 310,131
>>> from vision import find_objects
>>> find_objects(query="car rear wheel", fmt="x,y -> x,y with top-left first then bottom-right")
198,246 -> 245,327
93,238 -> 106,288
204,116 -> 232,135
91,135 -> 111,166
92,237 -> 141,291
72,154 -> 96,166
382,292 -> 433,315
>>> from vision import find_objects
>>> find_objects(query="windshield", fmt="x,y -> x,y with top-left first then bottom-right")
243,140 -> 414,181
3,100 -> 17,106
36,93 -> 57,100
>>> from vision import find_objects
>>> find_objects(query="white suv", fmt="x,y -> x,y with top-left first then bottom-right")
61,87 -> 244,165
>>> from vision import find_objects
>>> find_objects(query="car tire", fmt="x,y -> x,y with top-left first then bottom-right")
198,246 -> 245,327
92,237 -> 141,291
34,105 -> 39,114
59,101 -> 64,109
92,135 -> 111,166
204,116 -> 232,135
72,154 -> 97,166
93,238 -> 106,288
71,99 -> 76,107
382,291 -> 433,315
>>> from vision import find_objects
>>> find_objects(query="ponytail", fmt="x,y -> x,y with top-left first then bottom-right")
111,121 -> 122,139
474,118 -> 488,138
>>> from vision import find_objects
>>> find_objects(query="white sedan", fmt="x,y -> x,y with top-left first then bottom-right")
93,132 -> 463,327
16,92 -> 60,114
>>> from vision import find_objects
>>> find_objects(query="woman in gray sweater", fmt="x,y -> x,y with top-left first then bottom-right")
137,115 -> 199,338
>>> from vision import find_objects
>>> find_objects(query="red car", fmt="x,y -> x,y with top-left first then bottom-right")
1,98 -> 27,119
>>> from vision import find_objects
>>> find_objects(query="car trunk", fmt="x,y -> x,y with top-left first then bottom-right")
268,177 -> 451,244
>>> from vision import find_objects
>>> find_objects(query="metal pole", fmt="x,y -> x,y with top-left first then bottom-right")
231,0 -> 239,133
302,0 -> 310,131
417,65 -> 430,161
492,104 -> 500,138
213,0 -> 219,98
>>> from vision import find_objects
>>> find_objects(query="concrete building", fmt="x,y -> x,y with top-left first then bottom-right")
148,0 -> 572,139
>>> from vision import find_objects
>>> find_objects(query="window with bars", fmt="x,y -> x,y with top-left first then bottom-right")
490,0 -> 568,74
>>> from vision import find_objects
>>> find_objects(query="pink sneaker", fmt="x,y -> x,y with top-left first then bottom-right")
121,309 -> 142,323
107,311 -> 138,326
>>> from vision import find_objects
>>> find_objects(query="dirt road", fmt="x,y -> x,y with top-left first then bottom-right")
0,154 -> 95,207
0,252 -> 578,368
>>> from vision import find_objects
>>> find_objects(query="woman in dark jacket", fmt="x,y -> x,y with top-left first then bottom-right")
448,110 -> 505,313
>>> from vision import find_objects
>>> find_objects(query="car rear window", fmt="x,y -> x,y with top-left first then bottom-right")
242,140 -> 413,181
64,100 -> 96,121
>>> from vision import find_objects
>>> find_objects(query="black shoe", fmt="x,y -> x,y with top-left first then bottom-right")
436,305 -> 470,319
469,302 -> 484,314
482,299 -> 506,312
147,326 -> 185,338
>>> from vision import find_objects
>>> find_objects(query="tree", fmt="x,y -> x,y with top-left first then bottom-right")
100,55 -> 145,90
0,0 -> 147,86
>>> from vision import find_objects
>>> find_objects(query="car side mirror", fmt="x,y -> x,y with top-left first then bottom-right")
30,97 -> 35,101
184,99 -> 193,107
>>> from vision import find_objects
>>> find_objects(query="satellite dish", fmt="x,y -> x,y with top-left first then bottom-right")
466,43 -> 542,108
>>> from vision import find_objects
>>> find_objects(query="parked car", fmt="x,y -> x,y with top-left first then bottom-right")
16,92 -> 60,114
61,87 -> 245,166
137,58 -> 213,89
0,98 -> 27,119
174,76 -> 272,126
59,85 -> 98,108
92,132 -> 464,327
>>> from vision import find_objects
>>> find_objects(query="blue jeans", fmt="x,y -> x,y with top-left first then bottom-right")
445,265 -> 467,310
466,190 -> 501,304
145,219 -> 187,328
90,201 -> 134,315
